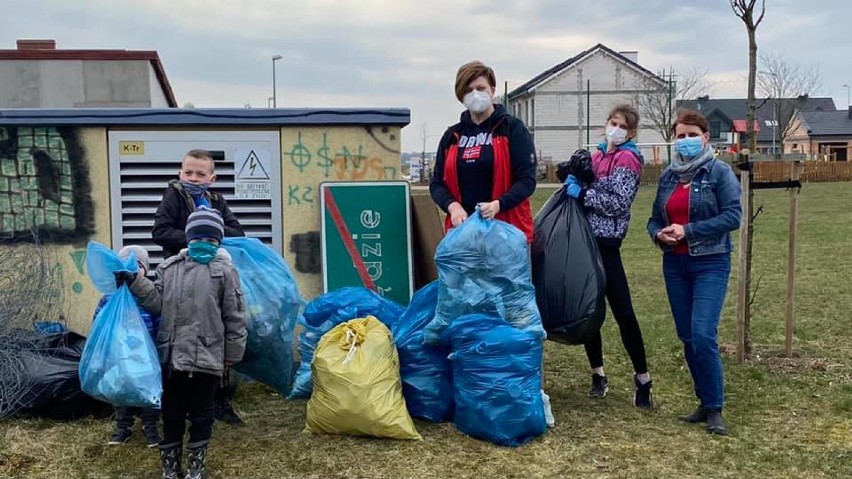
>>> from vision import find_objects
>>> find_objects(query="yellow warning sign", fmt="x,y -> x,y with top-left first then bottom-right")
119,141 -> 145,156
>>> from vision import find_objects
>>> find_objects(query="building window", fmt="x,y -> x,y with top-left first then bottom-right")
710,121 -> 721,139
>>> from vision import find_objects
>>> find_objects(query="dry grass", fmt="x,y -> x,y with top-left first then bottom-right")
2,183 -> 852,478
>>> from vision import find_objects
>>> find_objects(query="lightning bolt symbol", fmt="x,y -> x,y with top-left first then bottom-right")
250,157 -> 257,176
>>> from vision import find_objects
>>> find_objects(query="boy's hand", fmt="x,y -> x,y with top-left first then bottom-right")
114,270 -> 137,288
224,360 -> 234,367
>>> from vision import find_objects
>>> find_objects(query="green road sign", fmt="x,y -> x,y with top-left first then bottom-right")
320,181 -> 413,306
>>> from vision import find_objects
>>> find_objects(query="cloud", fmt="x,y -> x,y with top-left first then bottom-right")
1,0 -> 849,151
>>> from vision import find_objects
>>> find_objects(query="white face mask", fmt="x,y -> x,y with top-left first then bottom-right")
606,125 -> 629,145
463,90 -> 492,114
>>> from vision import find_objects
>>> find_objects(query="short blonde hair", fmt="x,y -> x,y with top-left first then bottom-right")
455,61 -> 496,102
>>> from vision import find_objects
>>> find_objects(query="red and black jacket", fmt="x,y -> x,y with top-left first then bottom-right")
430,104 -> 537,243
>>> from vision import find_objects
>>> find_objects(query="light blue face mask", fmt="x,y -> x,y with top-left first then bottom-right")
675,137 -> 705,158
187,241 -> 219,264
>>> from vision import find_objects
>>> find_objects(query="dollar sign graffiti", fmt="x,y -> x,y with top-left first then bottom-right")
288,132 -> 312,173
316,133 -> 333,177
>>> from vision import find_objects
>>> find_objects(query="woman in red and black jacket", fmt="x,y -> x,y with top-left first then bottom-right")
430,61 -> 537,243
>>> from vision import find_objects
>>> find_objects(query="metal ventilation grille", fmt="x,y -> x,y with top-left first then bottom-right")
108,131 -> 282,271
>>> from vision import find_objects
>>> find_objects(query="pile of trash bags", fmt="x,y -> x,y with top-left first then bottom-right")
424,211 -> 545,345
79,242 -> 162,409
532,149 -> 607,345
391,281 -> 453,423
289,287 -> 405,399
305,316 -> 421,440
221,237 -> 303,397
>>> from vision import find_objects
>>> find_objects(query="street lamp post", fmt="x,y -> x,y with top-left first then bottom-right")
272,55 -> 282,108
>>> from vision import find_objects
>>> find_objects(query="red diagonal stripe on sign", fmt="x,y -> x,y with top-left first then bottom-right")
323,188 -> 377,291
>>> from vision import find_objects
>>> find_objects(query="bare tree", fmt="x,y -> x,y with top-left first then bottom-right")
635,67 -> 712,161
731,0 -> 767,361
757,52 -> 823,153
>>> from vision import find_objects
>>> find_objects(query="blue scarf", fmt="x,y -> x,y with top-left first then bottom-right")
180,181 -> 211,208
597,139 -> 644,163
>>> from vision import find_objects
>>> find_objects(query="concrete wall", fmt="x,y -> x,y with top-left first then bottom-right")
0,126 -> 110,336
0,122 -> 401,334
0,60 -> 160,108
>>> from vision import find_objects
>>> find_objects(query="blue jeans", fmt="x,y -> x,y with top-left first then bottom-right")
663,253 -> 731,411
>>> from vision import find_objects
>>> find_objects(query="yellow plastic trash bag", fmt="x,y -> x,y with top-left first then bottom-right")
305,316 -> 421,440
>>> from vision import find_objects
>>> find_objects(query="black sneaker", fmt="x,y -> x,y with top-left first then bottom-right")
706,410 -> 729,436
633,375 -> 654,409
107,427 -> 132,446
588,373 -> 609,398
678,406 -> 709,423
143,425 -> 160,448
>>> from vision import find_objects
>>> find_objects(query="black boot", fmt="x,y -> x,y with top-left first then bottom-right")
213,399 -> 244,426
159,444 -> 182,479
213,369 -> 244,426
185,444 -> 208,479
706,410 -> 729,436
678,405 -> 709,423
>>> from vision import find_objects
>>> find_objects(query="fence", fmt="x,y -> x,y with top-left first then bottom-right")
640,161 -> 852,185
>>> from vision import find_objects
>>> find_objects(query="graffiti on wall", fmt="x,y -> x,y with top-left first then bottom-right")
284,127 -> 400,275
0,126 -> 94,243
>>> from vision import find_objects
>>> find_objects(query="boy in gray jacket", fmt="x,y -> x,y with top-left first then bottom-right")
121,206 -> 246,479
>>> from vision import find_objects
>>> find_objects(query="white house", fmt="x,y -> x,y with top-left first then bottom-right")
508,44 -> 667,165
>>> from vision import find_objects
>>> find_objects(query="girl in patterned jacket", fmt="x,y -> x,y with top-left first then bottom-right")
563,104 -> 653,409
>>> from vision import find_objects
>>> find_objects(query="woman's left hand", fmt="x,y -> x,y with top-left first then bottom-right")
479,200 -> 501,219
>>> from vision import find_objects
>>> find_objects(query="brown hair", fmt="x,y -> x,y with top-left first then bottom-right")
183,148 -> 215,171
455,61 -> 496,102
672,108 -> 709,133
608,104 -> 640,131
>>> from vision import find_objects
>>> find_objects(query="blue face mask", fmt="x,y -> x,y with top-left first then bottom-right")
187,241 -> 219,264
180,181 -> 210,197
675,137 -> 705,158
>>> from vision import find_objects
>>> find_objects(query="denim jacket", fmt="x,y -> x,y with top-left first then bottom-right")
647,159 -> 742,256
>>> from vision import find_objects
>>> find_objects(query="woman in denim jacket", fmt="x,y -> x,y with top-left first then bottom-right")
647,109 -> 742,436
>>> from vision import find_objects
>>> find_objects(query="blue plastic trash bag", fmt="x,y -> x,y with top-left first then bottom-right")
447,313 -> 546,447
391,281 -> 453,422
423,211 -> 545,345
79,242 -> 161,408
86,241 -> 139,295
289,287 -> 405,399
303,287 -> 405,329
221,237 -> 303,397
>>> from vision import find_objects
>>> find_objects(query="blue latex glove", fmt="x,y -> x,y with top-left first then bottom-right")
563,175 -> 583,199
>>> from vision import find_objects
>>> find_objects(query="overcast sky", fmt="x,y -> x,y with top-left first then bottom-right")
2,0 -> 850,152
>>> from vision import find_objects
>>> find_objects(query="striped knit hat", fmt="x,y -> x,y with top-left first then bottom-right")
185,206 -> 224,243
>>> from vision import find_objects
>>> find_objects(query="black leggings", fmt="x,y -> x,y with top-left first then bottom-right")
584,242 -> 649,374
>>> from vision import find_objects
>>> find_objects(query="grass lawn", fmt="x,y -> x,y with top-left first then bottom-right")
2,183 -> 851,478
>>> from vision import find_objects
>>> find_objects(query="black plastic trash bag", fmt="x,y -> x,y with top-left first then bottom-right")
556,148 -> 596,185
531,189 -> 607,345
2,330 -> 110,420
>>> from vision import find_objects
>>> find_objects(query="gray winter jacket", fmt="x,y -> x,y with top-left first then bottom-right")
129,248 -> 246,377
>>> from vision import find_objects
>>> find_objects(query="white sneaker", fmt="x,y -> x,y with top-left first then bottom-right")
541,390 -> 555,427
